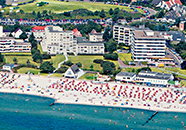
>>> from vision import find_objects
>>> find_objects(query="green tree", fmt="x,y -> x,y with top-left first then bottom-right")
63,60 -> 73,66
32,50 -> 42,63
105,39 -> 117,53
0,0 -> 6,5
37,11 -> 41,18
13,57 -> 18,64
26,59 -> 30,66
99,9 -> 106,18
20,9 -> 24,14
76,62 -> 82,67
32,11 -> 36,16
19,31 -> 28,40
29,33 -> 35,43
94,10 -> 100,16
0,53 -> 4,62
109,8 -> 114,15
102,61 -> 116,75
114,8 -> 120,15
103,26 -> 111,42
126,16 -> 132,22
90,64 -> 94,70
31,40 -> 37,49
40,61 -> 55,73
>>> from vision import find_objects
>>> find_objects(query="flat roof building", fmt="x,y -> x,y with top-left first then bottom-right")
131,30 -> 166,62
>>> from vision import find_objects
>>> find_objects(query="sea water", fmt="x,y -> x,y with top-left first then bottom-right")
0,93 -> 185,130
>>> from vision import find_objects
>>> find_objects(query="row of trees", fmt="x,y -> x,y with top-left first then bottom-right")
4,7 -> 141,21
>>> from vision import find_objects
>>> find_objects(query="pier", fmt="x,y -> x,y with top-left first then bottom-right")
142,111 -> 159,126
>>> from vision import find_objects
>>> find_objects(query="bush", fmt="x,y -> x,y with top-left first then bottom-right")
56,66 -> 68,73
76,62 -> 82,67
103,53 -> 118,60
93,59 -> 103,64
63,61 -> 73,67
42,54 -> 51,59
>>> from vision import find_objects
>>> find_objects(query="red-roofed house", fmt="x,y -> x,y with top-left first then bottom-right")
72,28 -> 82,37
32,26 -> 47,39
157,0 -> 182,10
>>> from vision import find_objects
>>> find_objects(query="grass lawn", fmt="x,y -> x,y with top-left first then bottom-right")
3,52 -> 32,56
17,67 -> 63,77
17,67 -> 41,74
37,44 -> 44,54
79,72 -> 96,80
3,0 -> 142,13
4,55 -> 41,66
50,54 -> 65,68
4,54 -> 65,68
68,55 -> 119,71
118,53 -> 133,62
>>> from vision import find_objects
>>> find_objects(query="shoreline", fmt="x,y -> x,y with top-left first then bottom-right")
0,73 -> 186,113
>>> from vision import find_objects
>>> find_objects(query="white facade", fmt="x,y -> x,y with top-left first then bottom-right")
113,25 -> 135,45
131,30 -> 166,62
135,71 -> 174,86
40,26 -> 105,55
12,28 -> 23,38
0,37 -> 31,53
89,33 -> 103,42
41,26 -> 77,55
3,64 -> 14,71
115,72 -> 136,82
64,64 -> 85,79
0,26 -> 5,37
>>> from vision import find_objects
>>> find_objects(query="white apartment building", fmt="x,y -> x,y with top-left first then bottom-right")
32,26 -> 46,39
77,37 -> 104,55
131,30 -> 166,62
89,33 -> 103,42
40,26 -> 105,55
41,26 -> 77,55
0,37 -> 31,53
113,25 -> 134,45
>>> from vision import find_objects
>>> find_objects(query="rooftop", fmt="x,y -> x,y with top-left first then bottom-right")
77,37 -> 104,46
133,30 -> 164,39
116,72 -> 136,77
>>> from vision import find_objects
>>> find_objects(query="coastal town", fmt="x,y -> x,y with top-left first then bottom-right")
0,0 -> 186,129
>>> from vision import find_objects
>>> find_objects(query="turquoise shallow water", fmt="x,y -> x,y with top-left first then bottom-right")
0,93 -> 185,130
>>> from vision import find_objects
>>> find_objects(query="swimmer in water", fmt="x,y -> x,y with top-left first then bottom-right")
94,110 -> 97,113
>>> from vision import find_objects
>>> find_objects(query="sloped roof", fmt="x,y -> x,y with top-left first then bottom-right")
70,64 -> 80,74
32,26 -> 46,32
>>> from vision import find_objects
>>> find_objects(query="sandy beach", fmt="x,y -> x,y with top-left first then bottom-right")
0,72 -> 186,113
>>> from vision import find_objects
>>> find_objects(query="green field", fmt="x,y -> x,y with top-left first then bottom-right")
3,0 -> 142,13
17,67 -> 63,77
118,53 -> 133,62
4,54 -> 65,68
68,55 -> 119,71
79,72 -> 96,80
17,67 -> 41,74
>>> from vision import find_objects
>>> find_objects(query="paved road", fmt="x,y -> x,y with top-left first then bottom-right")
144,7 -> 157,17
166,48 -> 181,67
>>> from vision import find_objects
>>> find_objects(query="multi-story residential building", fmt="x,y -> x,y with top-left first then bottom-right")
40,26 -> 105,55
77,37 -> 104,55
113,25 -> 134,45
41,26 -> 76,55
131,30 -> 166,62
32,26 -> 46,39
89,29 -> 103,42
113,25 -> 149,45
0,37 -> 31,53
